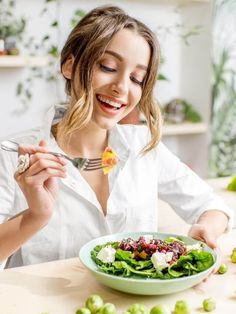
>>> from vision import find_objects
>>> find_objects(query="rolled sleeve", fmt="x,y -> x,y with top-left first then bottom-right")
0,149 -> 16,270
0,149 -> 16,223
157,143 -> 234,231
0,260 -> 7,271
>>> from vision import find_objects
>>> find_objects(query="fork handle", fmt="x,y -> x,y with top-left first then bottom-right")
47,151 -> 71,161
1,143 -> 69,161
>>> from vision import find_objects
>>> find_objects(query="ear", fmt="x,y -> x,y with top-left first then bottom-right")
62,55 -> 74,79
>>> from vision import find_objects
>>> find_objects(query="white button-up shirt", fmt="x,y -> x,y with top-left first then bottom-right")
0,105 -> 234,268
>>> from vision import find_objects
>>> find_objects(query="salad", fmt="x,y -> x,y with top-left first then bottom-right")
91,235 -> 215,279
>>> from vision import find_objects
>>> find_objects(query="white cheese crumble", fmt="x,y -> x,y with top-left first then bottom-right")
142,234 -> 154,244
151,251 -> 174,269
97,245 -> 116,263
186,243 -> 201,252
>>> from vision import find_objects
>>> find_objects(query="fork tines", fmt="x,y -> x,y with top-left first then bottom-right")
83,158 -> 103,171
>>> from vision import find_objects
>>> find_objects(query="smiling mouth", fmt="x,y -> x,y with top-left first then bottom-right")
96,94 -> 126,111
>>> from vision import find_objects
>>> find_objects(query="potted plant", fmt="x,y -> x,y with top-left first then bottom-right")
0,0 -> 26,55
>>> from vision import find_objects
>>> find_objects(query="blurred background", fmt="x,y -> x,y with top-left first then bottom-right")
0,0 -> 235,179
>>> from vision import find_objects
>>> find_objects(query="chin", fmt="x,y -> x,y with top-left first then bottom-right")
93,117 -> 118,130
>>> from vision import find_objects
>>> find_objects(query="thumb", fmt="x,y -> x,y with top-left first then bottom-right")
38,139 -> 48,147
205,235 -> 217,249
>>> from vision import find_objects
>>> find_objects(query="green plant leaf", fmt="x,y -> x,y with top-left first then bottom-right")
48,45 -> 59,57
16,82 -> 23,96
158,73 -> 168,81
51,20 -> 58,27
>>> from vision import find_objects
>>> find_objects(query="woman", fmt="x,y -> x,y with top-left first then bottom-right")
0,6 -> 233,268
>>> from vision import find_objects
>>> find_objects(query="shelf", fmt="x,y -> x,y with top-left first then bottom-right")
125,0 -> 210,4
162,122 -> 208,136
0,56 -> 48,68
165,0 -> 210,2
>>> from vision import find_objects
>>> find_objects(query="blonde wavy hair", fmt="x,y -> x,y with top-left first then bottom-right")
53,5 -> 162,153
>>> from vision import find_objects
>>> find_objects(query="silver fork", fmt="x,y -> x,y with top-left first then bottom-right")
1,140 -> 103,171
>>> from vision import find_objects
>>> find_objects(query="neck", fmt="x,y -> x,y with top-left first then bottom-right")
57,121 -> 108,158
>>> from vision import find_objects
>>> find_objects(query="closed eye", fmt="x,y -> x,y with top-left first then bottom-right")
100,64 -> 116,72
131,76 -> 143,87
100,63 -> 143,86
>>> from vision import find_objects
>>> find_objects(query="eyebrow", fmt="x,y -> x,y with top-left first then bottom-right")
105,50 -> 148,71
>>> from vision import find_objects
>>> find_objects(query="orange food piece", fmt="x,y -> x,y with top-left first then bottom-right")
133,250 -> 148,260
101,147 -> 119,174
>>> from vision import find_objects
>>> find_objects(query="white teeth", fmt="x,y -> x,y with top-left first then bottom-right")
98,95 -> 122,108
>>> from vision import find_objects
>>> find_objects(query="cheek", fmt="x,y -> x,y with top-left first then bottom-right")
91,73 -> 100,90
131,88 -> 142,106
92,71 -> 110,90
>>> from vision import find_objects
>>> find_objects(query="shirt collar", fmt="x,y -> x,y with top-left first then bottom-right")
108,125 -> 131,162
40,104 -> 68,141
40,104 -> 131,162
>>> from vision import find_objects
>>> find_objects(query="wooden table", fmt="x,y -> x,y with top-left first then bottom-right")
0,230 -> 235,314
0,177 -> 235,314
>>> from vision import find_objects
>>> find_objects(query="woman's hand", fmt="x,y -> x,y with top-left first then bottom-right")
188,210 -> 229,279
188,210 -> 229,249
14,139 -> 67,223
188,223 -> 223,278
188,223 -> 217,249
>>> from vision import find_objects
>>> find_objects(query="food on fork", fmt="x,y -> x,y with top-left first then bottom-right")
101,147 -> 119,175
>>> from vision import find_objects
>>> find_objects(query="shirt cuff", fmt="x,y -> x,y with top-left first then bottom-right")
0,259 -> 7,271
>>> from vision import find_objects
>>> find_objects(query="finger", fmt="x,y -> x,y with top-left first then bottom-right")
34,140 -> 67,166
30,152 -> 67,167
18,144 -> 48,156
189,224 -> 217,249
14,169 -> 22,181
38,139 -> 47,147
16,167 -> 66,187
14,158 -> 66,183
26,168 -> 66,184
17,138 -> 49,155
190,233 -> 205,242
198,234 -> 217,249
205,238 -> 217,249
25,159 -> 67,177
188,229 -> 206,243
188,224 -> 203,238
201,229 -> 217,249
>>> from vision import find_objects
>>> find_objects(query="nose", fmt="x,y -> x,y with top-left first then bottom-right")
111,72 -> 129,96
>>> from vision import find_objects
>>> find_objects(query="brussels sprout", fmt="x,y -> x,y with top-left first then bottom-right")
150,304 -> 171,314
231,248 -> 236,263
173,300 -> 191,314
85,294 -> 104,314
127,303 -> 148,314
99,303 -> 116,314
218,263 -> 228,274
76,308 -> 91,314
202,298 -> 216,312
227,176 -> 236,191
